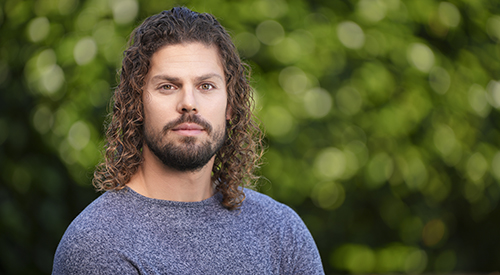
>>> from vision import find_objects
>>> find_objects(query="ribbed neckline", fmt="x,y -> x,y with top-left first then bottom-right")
119,186 -> 223,208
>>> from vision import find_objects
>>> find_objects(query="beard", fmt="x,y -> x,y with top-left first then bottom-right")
144,114 -> 226,172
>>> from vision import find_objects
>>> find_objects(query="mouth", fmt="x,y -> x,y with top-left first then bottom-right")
171,123 -> 205,136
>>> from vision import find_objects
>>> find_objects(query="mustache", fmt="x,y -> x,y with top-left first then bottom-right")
161,114 -> 213,135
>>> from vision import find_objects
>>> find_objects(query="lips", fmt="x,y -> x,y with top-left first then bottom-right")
172,123 -> 204,131
161,114 -> 213,136
171,123 -> 205,136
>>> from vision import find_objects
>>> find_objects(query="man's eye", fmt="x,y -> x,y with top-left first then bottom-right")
160,84 -> 174,90
200,83 -> 214,90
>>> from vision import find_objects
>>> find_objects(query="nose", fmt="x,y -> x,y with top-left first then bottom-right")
177,88 -> 198,114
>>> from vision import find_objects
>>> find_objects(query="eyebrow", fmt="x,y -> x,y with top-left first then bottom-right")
150,73 -> 224,83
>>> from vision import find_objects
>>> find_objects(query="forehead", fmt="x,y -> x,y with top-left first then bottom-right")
148,42 -> 225,78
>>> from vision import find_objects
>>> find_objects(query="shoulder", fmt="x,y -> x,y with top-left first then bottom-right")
242,188 -> 302,223
52,190 -> 136,274
240,189 -> 311,239
241,189 -> 325,274
242,188 -> 288,211
57,189 -> 135,243
64,190 -> 128,233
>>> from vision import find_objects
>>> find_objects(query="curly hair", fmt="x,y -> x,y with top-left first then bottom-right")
93,7 -> 263,210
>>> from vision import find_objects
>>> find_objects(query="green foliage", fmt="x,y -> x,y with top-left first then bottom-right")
1,0 -> 500,273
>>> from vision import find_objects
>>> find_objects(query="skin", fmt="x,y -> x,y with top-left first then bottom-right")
127,42 -> 232,202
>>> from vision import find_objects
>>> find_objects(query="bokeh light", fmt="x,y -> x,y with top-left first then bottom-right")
74,37 -> 97,65
407,43 -> 435,73
256,20 -> 284,45
337,21 -> 365,50
27,17 -> 50,42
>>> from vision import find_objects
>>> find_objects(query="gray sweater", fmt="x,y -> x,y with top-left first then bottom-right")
52,187 -> 324,274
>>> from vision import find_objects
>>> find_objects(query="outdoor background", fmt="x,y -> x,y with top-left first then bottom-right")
1,0 -> 500,274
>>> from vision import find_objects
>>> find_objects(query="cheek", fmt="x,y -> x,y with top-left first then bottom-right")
143,95 -> 175,122
216,99 -> 230,122
142,92 -> 152,118
142,105 -> 165,132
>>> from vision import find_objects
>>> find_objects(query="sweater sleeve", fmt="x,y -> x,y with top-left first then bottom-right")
52,224 -> 140,275
280,206 -> 325,275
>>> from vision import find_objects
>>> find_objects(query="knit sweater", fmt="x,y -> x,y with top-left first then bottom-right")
52,187 -> 324,274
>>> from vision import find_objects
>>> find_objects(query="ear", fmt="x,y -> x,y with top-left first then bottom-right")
226,104 -> 233,120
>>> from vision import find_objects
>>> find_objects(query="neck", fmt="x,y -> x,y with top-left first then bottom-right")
127,145 -> 215,202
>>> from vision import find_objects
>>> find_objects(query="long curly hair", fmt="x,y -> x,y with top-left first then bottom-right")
93,7 -> 263,210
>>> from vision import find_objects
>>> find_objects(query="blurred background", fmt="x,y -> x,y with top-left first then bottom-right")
1,0 -> 500,274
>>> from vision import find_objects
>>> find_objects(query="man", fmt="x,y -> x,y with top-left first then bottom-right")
53,7 -> 324,274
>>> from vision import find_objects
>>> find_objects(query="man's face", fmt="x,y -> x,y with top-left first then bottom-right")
142,42 -> 231,171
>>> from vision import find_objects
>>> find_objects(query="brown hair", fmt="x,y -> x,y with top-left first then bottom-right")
93,7 -> 263,210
